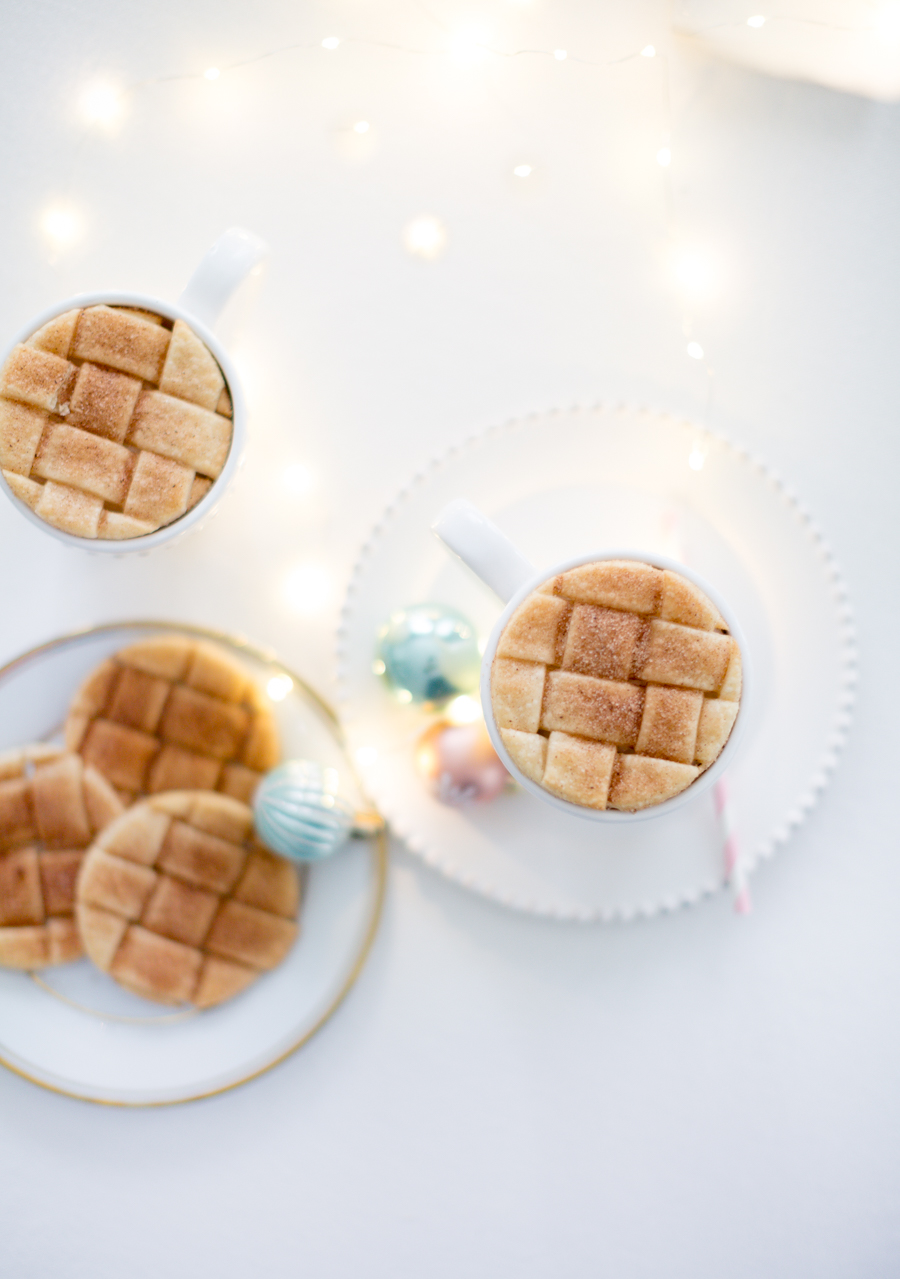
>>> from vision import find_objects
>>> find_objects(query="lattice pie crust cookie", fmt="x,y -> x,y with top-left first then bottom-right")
76,792 -> 300,1007
490,561 -> 742,812
65,636 -> 280,805
0,305 -> 232,539
0,747 -> 123,969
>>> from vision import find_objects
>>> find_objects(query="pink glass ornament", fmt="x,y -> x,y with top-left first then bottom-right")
415,720 -> 510,806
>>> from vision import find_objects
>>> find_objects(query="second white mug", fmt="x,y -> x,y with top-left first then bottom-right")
0,226 -> 266,553
432,498 -> 750,822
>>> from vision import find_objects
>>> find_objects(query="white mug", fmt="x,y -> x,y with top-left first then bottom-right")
432,499 -> 750,822
0,226 -> 267,553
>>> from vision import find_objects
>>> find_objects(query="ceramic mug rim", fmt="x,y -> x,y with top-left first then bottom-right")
0,290 -> 245,553
480,548 -> 751,823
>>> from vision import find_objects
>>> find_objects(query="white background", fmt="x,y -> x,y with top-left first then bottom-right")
2,1 -> 899,1275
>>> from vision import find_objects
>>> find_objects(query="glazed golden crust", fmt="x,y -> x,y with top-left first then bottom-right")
76,792 -> 300,1007
65,636 -> 279,804
490,562 -> 741,811
0,307 -> 232,539
0,747 -> 123,969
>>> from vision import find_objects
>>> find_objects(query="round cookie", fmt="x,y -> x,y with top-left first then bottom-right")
0,746 -> 123,969
76,791 -> 300,1007
65,635 -> 280,804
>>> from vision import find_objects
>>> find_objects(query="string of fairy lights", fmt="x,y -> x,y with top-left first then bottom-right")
30,6 -> 886,615
43,11 -> 880,311
45,21 -> 742,346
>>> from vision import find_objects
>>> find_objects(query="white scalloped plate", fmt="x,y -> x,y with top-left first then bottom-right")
336,405 -> 857,921
0,623 -> 386,1105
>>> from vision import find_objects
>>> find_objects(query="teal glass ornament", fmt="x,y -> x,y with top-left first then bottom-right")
375,604 -> 480,704
253,760 -> 355,863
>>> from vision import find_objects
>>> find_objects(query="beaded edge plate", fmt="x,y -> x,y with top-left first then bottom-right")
336,404 -> 857,922
0,622 -> 387,1105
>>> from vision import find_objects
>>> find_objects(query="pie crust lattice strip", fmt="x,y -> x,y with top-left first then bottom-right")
76,791 -> 300,1007
0,747 -> 123,969
65,636 -> 280,805
490,561 -> 742,811
0,305 -> 233,539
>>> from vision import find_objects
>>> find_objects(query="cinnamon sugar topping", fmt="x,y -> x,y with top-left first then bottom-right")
0,305 -> 233,539
490,560 -> 741,811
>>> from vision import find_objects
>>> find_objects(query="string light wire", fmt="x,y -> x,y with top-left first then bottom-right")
95,28 -> 706,101
80,6 -> 885,114
64,24 -> 727,401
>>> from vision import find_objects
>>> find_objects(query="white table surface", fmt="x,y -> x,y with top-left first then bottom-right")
2,2 -> 899,1274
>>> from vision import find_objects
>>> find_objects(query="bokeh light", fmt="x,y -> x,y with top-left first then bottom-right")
283,463 -> 316,496
283,563 -> 334,615
79,81 -> 123,128
670,246 -> 719,300
40,204 -> 83,250
267,674 -> 294,701
403,216 -> 447,261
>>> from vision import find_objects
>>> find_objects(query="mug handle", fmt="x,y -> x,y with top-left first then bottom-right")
178,227 -> 268,330
432,499 -> 536,604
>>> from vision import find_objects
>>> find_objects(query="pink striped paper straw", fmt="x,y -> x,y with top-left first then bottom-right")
661,507 -> 751,914
714,776 -> 751,914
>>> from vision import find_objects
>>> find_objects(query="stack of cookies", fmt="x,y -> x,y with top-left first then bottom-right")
0,634 -> 302,1009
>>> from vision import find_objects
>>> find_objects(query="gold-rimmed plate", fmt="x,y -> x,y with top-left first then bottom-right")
0,622 -> 387,1106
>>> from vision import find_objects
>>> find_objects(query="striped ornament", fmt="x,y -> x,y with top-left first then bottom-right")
253,760 -> 355,862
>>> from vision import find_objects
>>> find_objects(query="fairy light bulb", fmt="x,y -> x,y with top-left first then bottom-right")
80,81 -> 123,128
283,563 -> 333,615
40,205 -> 82,249
687,341 -> 705,360
283,462 -> 315,496
641,45 -> 656,57
513,164 -> 533,177
554,48 -> 567,60
747,15 -> 765,27
267,674 -> 294,701
656,147 -> 671,167
671,246 -> 718,299
403,216 -> 447,260
322,36 -> 340,50
353,120 -> 370,133
446,695 -> 482,725
204,67 -> 220,80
